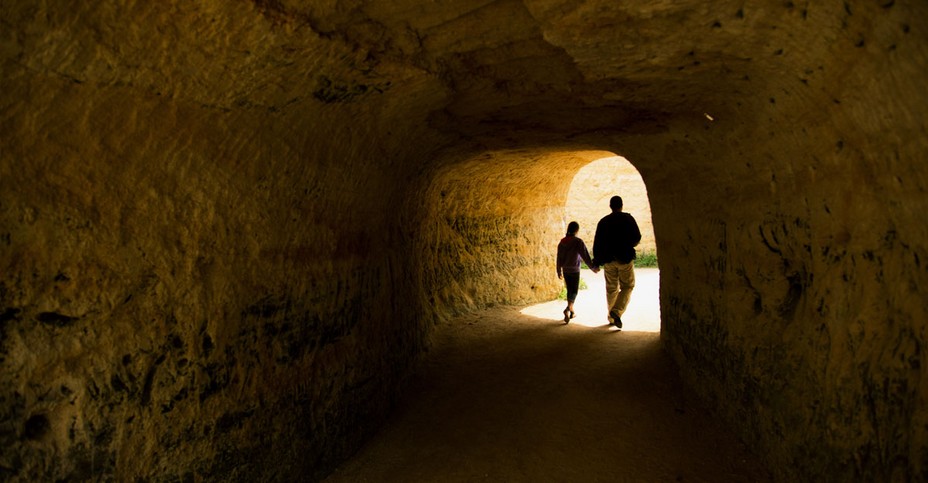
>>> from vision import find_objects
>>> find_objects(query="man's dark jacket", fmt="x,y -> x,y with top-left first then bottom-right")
592,211 -> 642,265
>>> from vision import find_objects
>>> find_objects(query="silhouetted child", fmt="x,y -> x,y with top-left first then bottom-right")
556,221 -> 599,323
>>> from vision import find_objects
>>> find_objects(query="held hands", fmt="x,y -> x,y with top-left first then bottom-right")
591,266 -> 601,274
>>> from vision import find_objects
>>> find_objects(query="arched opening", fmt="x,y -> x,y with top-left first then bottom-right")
565,155 -> 656,261
520,154 -> 660,332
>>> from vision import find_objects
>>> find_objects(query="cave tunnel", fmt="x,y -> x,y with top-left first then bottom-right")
1,1 -> 926,481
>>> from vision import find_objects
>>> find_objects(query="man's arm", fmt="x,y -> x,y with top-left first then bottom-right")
629,215 -> 642,247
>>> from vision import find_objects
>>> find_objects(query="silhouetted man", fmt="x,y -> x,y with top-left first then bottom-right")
592,195 -> 641,329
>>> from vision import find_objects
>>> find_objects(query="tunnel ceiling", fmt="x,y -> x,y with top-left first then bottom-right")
280,0 -> 783,136
5,0 -> 888,144
306,0 -> 823,126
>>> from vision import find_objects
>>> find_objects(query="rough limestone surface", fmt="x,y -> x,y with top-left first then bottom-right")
1,1 -> 926,482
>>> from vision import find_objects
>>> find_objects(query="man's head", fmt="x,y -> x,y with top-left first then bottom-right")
609,195 -> 623,212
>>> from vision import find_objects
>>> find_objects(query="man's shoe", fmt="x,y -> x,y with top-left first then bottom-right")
609,311 -> 623,329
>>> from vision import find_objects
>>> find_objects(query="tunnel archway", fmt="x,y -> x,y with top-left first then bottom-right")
420,147 -> 660,332
517,153 -> 661,331
415,148 -> 648,323
564,154 -> 656,261
559,154 -> 660,331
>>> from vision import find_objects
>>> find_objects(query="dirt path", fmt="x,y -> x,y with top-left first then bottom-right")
324,269 -> 770,482
522,268 -> 661,332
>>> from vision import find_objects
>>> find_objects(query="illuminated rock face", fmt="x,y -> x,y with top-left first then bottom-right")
1,1 -> 925,481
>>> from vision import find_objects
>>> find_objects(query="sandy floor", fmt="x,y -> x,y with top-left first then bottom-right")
324,269 -> 770,482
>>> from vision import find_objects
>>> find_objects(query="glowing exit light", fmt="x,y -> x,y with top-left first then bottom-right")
704,113 -> 714,121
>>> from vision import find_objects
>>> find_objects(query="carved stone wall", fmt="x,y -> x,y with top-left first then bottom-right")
1,1 -> 926,481
0,65 -> 437,480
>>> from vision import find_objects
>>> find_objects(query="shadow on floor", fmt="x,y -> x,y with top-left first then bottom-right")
324,297 -> 770,482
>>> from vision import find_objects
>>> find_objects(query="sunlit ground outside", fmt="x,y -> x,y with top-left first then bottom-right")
521,267 -> 660,332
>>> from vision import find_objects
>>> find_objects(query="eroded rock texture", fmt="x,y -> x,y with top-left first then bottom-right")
1,1 -> 926,481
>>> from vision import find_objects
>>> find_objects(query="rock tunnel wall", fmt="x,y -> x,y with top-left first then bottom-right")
630,7 -> 928,480
0,69 -> 434,480
650,114 -> 928,481
0,2 -> 452,479
2,1 -> 927,482
416,149 -> 604,322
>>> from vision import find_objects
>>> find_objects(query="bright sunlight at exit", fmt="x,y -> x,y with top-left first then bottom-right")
521,155 -> 660,332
